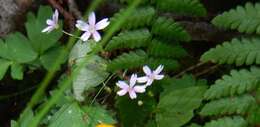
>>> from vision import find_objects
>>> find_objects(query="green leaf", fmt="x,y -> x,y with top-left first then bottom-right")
72,55 -> 109,101
204,116 -> 247,127
116,95 -> 156,127
49,103 -> 88,127
82,106 -> 116,127
156,86 -> 207,127
68,40 -> 91,66
0,59 -> 11,80
11,108 -> 34,127
26,6 -> 63,54
11,63 -> 23,80
40,46 -> 67,71
201,38 -> 260,66
212,2 -> 260,34
0,33 -> 37,63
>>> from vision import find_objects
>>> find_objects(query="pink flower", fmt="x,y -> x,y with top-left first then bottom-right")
116,74 -> 146,99
137,65 -> 164,86
76,12 -> 110,42
42,9 -> 59,33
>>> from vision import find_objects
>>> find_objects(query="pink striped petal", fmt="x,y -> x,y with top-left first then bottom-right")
88,12 -> 96,26
96,18 -> 110,30
93,31 -> 101,42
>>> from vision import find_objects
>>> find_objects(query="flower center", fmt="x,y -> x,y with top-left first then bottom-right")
89,25 -> 96,33
148,73 -> 155,79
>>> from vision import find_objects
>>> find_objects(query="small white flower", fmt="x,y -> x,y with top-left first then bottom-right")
42,9 -> 59,33
76,12 -> 110,42
116,74 -> 146,99
137,65 -> 164,86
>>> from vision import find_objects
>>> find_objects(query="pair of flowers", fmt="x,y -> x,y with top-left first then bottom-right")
42,9 -> 110,42
116,65 -> 164,99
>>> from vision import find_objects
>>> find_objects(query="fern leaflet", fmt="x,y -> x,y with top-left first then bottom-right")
204,116 -> 247,127
155,0 -> 207,16
105,29 -> 151,51
204,67 -> 260,100
109,6 -> 155,29
147,39 -> 188,58
212,2 -> 260,34
200,94 -> 256,116
201,38 -> 260,66
107,50 -> 148,72
152,17 -> 191,42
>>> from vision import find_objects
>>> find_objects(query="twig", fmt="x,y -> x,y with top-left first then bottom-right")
174,62 -> 206,78
66,0 -> 83,19
194,64 -> 219,77
47,0 -> 75,31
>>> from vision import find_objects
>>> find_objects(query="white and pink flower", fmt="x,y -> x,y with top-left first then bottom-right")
42,9 -> 59,33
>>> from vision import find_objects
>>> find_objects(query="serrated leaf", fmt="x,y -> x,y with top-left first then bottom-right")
11,63 -> 23,80
0,59 -> 11,80
49,103 -> 88,127
0,33 -> 37,63
26,6 -> 63,54
156,86 -> 207,127
82,106 -> 116,127
72,55 -> 109,101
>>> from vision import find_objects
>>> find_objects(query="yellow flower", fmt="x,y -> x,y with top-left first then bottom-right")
96,123 -> 115,127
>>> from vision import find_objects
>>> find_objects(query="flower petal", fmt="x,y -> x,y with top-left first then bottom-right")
80,32 -> 91,41
134,85 -> 146,93
129,74 -> 137,87
53,9 -> 59,23
137,76 -> 148,83
93,31 -> 101,42
145,79 -> 154,86
95,18 -> 110,30
154,65 -> 164,74
88,12 -> 96,26
116,81 -> 129,89
46,19 -> 54,26
143,65 -> 152,75
42,26 -> 53,33
129,90 -> 137,99
155,74 -> 164,80
117,89 -> 127,96
76,20 -> 89,31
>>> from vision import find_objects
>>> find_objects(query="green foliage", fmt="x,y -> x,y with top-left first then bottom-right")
156,86 -> 207,127
204,116 -> 247,127
26,6 -> 63,54
49,103 -> 88,127
110,6 -> 155,29
204,67 -> 260,100
201,38 -> 260,66
105,29 -> 151,51
70,41 -> 109,101
11,108 -> 34,127
155,0 -> 207,16
0,33 -> 37,80
147,39 -> 188,58
146,58 -> 180,71
116,95 -> 156,127
212,2 -> 260,34
152,17 -> 191,42
107,50 -> 148,72
200,94 -> 256,116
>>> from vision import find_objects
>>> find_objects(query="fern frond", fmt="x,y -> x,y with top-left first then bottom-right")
204,67 -> 260,100
200,94 -> 256,116
204,116 -> 247,127
212,2 -> 260,34
147,39 -> 188,58
152,17 -> 191,42
155,0 -> 207,16
107,50 -> 148,72
146,58 -> 180,71
105,29 -> 151,51
201,38 -> 260,66
110,6 -> 155,29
